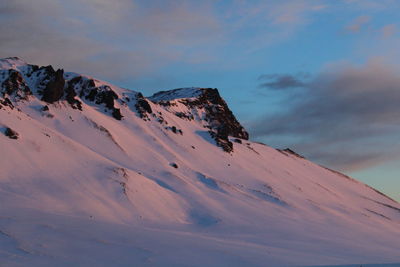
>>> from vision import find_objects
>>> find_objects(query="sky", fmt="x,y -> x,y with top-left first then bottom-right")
1,0 -> 399,201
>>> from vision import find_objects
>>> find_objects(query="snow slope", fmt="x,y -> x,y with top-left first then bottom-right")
0,57 -> 399,266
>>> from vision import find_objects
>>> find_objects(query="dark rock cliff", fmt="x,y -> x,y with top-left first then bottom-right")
150,88 -> 249,152
41,67 -> 65,103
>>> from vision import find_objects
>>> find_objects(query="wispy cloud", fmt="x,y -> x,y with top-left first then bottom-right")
345,15 -> 371,33
0,0 -> 223,80
258,73 -> 309,90
221,0 -> 327,53
381,24 -> 397,38
0,0 -> 329,81
252,59 -> 400,171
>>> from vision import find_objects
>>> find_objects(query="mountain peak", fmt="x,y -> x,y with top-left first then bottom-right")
149,87 -> 204,101
0,57 -> 28,70
0,59 -> 248,152
150,87 -> 249,152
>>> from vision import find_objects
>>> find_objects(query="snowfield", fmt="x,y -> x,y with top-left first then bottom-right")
0,57 -> 399,266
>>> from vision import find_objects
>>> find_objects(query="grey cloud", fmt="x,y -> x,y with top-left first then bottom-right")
259,73 -> 308,90
251,60 -> 400,171
0,0 -> 223,81
0,0 -> 332,84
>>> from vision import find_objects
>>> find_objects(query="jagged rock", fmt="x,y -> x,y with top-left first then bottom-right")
78,78 -> 96,98
151,88 -> 248,139
112,108 -> 123,120
79,81 -> 123,120
4,127 -> 19,139
175,112 -> 194,120
25,64 -> 39,77
170,163 -> 178,168
94,89 -> 118,109
199,89 -> 248,140
150,88 -> 248,152
41,68 -> 65,103
135,93 -> 153,119
0,60 -> 246,152
233,138 -> 242,144
65,77 -> 82,110
0,98 -> 14,109
137,99 -> 152,113
157,100 -> 176,107
1,69 -> 31,99
168,126 -> 183,135
209,131 -> 233,153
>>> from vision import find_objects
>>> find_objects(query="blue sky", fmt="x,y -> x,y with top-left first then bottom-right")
1,0 -> 399,200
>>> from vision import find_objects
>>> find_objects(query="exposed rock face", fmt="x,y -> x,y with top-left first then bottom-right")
67,76 -> 123,120
41,67 -> 65,103
64,76 -> 83,110
84,86 -> 123,120
1,69 -> 31,99
4,127 -> 19,139
0,59 -> 126,120
0,98 -> 14,109
151,88 -> 248,140
0,58 -> 251,152
278,148 -> 305,159
135,93 -> 153,119
112,109 -> 123,120
170,163 -> 178,168
150,88 -> 249,152
208,131 -> 233,153
195,89 -> 248,140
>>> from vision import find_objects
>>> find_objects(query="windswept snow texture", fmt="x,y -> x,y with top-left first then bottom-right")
0,57 -> 400,267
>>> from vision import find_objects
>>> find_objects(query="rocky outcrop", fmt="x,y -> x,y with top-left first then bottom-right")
150,88 -> 249,152
0,59 -> 124,120
85,85 -> 123,120
0,60 -> 125,120
1,69 -> 31,99
135,93 -> 153,119
41,67 -> 65,103
209,131 -> 233,153
0,58 -> 250,152
151,88 -> 248,139
0,98 -> 14,109
4,127 -> 19,139
278,148 -> 305,159
192,89 -> 248,139
64,77 -> 83,110
67,76 -> 123,120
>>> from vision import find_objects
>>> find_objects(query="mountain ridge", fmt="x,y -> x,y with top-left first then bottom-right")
0,57 -> 399,267
0,57 -> 247,152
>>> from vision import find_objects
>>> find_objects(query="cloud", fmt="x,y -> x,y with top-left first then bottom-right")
345,15 -> 371,33
344,0 -> 400,10
0,0 -> 331,82
221,0 -> 327,53
251,59 -> 400,171
0,0 -> 223,80
381,24 -> 397,38
259,73 -> 309,90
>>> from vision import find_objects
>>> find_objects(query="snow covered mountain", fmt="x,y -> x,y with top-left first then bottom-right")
0,57 -> 399,267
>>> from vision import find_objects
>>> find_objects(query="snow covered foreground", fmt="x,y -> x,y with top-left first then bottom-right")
0,57 -> 399,266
